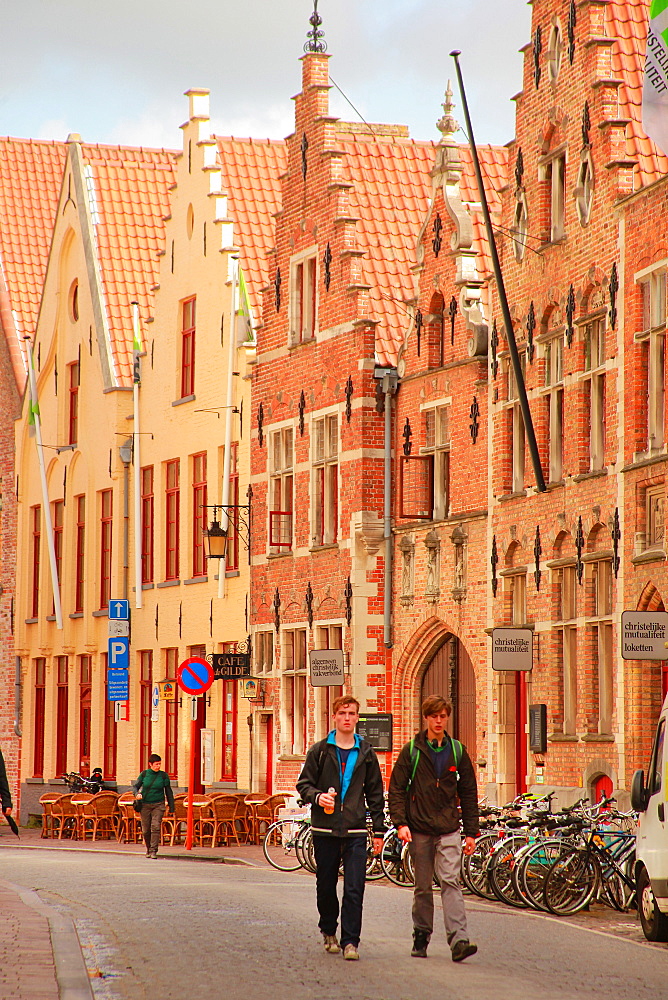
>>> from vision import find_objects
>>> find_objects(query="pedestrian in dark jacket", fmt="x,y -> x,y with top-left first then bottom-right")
389,694 -> 479,963
296,695 -> 385,962
0,748 -> 13,816
132,754 -> 174,858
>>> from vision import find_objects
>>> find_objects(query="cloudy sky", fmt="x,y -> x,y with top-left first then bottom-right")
2,1 -> 531,150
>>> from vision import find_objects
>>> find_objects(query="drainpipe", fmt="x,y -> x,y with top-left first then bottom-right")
119,440 -> 132,601
378,367 -> 399,648
14,656 -> 22,737
218,256 -> 238,599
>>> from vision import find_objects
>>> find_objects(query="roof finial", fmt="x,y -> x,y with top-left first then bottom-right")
304,0 -> 327,53
436,81 -> 459,141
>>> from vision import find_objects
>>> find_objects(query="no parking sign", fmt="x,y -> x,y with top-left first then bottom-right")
177,656 -> 214,696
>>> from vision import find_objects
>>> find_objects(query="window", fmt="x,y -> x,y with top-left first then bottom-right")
587,559 -> 613,735
225,443 -> 240,572
192,452 -> 207,578
559,626 -> 577,735
52,499 -> 64,615
55,656 -> 68,776
102,653 -> 117,780
575,154 -> 594,226
269,428 -> 293,551
513,193 -> 528,263
181,297 -> 196,398
164,648 -> 178,778
283,629 -> 307,754
507,353 -> 527,493
557,564 -> 576,622
33,658 -> 46,777
165,460 -> 180,580
291,253 -> 317,343
583,318 -> 606,471
255,631 -> 274,674
30,505 -> 40,618
591,559 -> 612,618
139,650 -> 153,770
315,625 -> 344,740
312,414 -> 338,546
100,490 -> 113,609
221,678 -> 237,782
68,361 -> 79,445
423,406 -> 450,520
544,338 -> 563,482
509,573 -> 527,625
646,484 -> 665,550
79,655 -> 91,776
74,495 -> 85,613
141,467 -> 154,585
545,154 -> 566,242
638,271 -> 666,451
547,22 -> 563,82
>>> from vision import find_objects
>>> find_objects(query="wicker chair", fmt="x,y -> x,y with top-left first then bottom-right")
229,794 -> 253,843
253,794 -> 288,841
82,792 -> 119,841
198,795 -> 241,848
52,794 -> 78,840
161,794 -> 188,846
116,791 -> 142,844
39,793 -> 63,839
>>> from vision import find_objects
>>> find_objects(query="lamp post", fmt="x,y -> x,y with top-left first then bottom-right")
202,488 -> 252,563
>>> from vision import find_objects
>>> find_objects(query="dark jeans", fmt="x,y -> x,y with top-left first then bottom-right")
313,834 -> 367,948
140,801 -> 165,853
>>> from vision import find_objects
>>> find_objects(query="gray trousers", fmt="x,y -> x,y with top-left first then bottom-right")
409,831 -> 468,947
140,802 -> 165,853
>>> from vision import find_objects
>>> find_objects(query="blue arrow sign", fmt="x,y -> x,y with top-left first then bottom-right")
108,636 -> 129,671
108,599 -> 130,621
107,668 -> 129,701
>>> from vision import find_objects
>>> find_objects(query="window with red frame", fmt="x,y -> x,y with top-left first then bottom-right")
220,642 -> 238,781
52,499 -> 64,615
79,655 -> 92,775
33,658 -> 46,776
30,505 -> 40,618
102,653 -> 117,780
55,656 -> 69,775
192,452 -> 207,578
165,460 -> 180,581
226,442 -> 240,571
68,361 -> 79,445
100,490 -> 113,608
164,648 -> 178,778
139,650 -> 153,770
181,297 -> 196,398
141,466 -> 154,584
74,495 -> 85,613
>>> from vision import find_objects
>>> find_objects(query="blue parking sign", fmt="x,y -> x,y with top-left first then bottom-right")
108,636 -> 129,670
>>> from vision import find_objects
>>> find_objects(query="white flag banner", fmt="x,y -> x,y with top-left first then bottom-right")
643,0 -> 668,156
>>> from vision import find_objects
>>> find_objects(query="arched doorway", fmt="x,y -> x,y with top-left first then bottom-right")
638,583 -> 668,699
420,634 -> 476,759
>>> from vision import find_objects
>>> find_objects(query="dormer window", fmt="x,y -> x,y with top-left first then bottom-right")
290,249 -> 317,345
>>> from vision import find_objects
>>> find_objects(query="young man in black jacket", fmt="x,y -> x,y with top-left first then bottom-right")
389,694 -> 479,963
0,748 -> 13,818
296,695 -> 385,962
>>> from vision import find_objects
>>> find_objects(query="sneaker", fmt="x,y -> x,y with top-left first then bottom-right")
451,940 -> 477,963
343,944 -> 359,961
411,930 -> 430,958
148,852 -> 158,860
322,934 -> 341,954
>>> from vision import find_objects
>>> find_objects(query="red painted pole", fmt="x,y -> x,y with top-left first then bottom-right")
185,708 -> 197,850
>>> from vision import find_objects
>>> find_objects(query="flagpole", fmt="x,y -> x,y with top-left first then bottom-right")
132,303 -> 143,609
450,50 -> 546,493
25,337 -> 63,629
218,256 -> 238,599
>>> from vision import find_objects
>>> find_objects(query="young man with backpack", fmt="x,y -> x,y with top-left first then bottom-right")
296,695 -> 385,962
389,694 -> 479,962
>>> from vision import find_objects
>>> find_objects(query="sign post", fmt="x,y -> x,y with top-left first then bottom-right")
621,611 -> 668,659
177,656 -> 214,850
491,628 -> 534,671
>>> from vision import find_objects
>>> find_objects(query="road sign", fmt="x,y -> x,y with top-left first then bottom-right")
151,685 -> 160,723
108,619 -> 129,638
621,611 -> 668,659
491,628 -> 533,671
108,599 -> 130,620
107,668 -> 129,701
108,636 -> 129,671
177,656 -> 214,695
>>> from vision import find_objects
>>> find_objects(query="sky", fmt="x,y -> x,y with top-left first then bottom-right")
1,1 -> 531,150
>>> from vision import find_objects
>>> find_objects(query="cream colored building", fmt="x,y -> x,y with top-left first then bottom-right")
14,93 -> 265,816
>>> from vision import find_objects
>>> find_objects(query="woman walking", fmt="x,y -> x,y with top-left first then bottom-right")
133,754 -> 174,859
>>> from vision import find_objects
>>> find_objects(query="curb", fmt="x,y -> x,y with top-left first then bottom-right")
0,842 -> 258,866
4,881 -> 94,1000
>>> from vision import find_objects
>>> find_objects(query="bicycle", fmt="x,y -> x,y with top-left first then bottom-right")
543,821 -> 636,916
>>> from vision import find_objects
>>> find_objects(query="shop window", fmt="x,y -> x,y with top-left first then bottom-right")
312,414 -> 338,546
221,678 -> 238,782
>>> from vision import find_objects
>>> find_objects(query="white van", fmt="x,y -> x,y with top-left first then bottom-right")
631,690 -> 668,942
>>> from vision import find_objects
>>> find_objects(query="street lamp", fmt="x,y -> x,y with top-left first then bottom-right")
203,488 -> 252,562
203,513 -> 228,559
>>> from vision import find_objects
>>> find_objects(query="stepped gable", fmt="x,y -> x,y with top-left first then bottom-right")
76,141 -> 175,385
0,137 -> 67,384
607,0 -> 668,186
215,136 -> 287,323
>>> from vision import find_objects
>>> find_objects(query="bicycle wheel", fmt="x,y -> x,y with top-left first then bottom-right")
543,848 -> 599,915
296,825 -> 317,873
487,835 -> 529,908
462,832 -> 499,900
380,830 -> 413,887
515,838 -> 575,912
263,818 -> 303,871
365,831 -> 385,880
